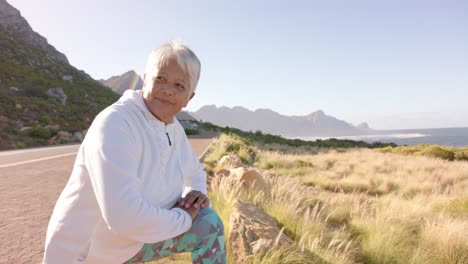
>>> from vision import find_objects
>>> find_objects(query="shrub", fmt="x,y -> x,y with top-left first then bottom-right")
29,126 -> 51,139
454,150 -> 468,161
38,114 -> 51,125
446,199 -> 468,218
416,145 -> 455,161
184,128 -> 199,135
11,141 -> 26,149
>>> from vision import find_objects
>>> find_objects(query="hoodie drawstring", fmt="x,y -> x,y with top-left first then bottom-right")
165,132 -> 172,146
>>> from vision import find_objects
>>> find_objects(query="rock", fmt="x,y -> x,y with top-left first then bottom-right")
229,167 -> 270,194
15,103 -> 22,109
218,154 -> 244,168
57,131 -> 72,139
19,126 -> 31,132
211,169 -> 231,190
48,130 -> 72,144
9,86 -> 19,92
45,87 -> 67,105
73,131 -> 84,142
251,238 -> 274,255
46,124 -> 60,133
229,200 -> 292,263
62,75 -> 73,81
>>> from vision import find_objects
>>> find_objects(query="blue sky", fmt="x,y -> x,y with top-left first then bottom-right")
8,0 -> 468,129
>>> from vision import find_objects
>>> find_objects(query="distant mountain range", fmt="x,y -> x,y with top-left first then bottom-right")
99,70 -> 143,95
101,72 -> 374,137
191,105 -> 372,137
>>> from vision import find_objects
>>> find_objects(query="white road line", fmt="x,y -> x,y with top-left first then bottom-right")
0,144 -> 80,157
0,152 -> 78,168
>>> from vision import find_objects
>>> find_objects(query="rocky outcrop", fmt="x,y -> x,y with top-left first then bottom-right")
211,168 -> 231,190
45,88 -> 67,105
47,129 -> 87,144
229,200 -> 292,263
229,167 -> 270,195
211,154 -> 269,194
0,0 -> 68,63
218,154 -> 244,169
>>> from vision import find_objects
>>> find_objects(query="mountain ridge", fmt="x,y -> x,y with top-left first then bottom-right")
0,1 -> 119,150
0,0 -> 68,63
192,105 -> 371,137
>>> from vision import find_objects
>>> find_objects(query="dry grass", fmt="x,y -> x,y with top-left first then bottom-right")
206,134 -> 468,264
152,134 -> 468,263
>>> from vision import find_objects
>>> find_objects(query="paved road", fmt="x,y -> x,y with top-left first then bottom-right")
0,134 -> 217,264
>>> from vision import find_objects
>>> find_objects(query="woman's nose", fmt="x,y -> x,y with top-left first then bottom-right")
161,84 -> 175,95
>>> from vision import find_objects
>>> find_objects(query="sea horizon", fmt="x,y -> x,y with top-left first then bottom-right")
291,127 -> 468,148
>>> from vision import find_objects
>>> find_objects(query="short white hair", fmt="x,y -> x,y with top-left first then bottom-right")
145,41 -> 201,94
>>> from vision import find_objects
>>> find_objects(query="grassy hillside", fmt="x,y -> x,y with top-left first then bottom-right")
202,134 -> 468,264
0,26 -> 119,150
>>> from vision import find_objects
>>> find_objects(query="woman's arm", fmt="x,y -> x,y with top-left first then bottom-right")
85,110 -> 192,243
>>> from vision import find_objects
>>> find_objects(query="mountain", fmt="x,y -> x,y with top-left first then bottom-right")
192,105 -> 371,137
176,111 -> 197,121
0,0 -> 68,63
99,70 -> 143,95
0,0 -> 119,150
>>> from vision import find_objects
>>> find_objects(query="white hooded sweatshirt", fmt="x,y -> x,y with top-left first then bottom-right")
43,90 -> 207,263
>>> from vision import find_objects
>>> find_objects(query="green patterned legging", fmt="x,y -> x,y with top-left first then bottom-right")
126,207 -> 226,264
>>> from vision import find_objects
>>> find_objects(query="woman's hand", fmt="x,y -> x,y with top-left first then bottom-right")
174,203 -> 200,221
178,190 -> 209,209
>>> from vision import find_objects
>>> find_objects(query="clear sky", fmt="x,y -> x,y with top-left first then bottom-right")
7,0 -> 468,130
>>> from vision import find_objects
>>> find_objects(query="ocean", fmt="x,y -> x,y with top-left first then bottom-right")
295,127 -> 468,147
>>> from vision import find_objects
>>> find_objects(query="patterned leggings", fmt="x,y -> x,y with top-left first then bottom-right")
126,207 -> 226,264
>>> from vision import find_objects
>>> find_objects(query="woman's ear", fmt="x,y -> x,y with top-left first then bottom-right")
184,92 -> 195,107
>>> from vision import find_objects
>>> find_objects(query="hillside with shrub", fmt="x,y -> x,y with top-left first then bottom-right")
0,24 -> 119,150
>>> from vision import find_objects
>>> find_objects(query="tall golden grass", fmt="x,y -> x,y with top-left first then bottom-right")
206,134 -> 468,264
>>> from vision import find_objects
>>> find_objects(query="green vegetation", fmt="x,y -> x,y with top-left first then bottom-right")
184,128 -> 200,135
200,122 -> 397,151
29,126 -> 51,139
0,27 -> 120,150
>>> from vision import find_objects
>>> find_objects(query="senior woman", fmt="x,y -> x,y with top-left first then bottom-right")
43,42 -> 226,264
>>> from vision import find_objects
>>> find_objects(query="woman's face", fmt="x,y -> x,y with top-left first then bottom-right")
142,57 -> 194,124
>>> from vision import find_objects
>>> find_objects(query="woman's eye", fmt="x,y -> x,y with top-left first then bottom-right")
176,83 -> 185,90
155,76 -> 166,82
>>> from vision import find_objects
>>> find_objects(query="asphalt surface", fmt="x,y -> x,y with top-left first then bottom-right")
0,134 -> 217,264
